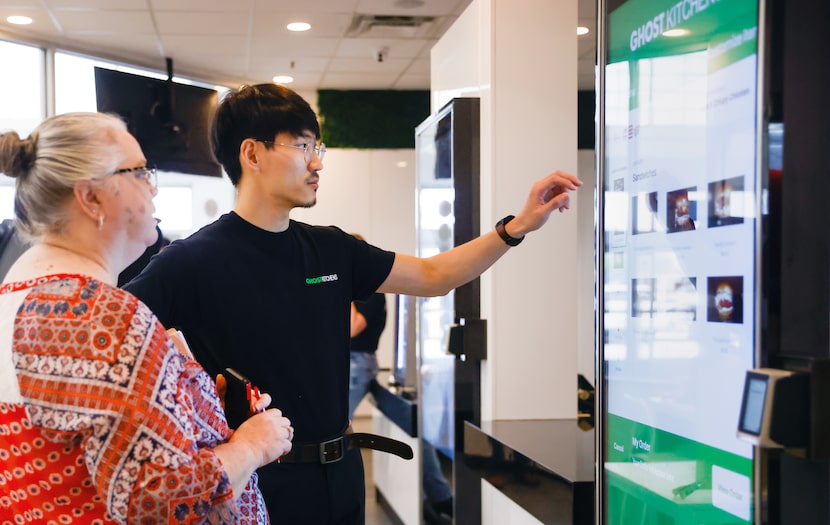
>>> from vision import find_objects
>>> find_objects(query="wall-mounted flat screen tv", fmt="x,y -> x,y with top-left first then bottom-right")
95,67 -> 222,178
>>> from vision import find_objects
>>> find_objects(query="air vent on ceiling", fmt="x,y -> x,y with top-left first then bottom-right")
346,14 -> 438,38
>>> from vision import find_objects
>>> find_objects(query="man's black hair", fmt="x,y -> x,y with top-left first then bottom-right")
211,84 -> 321,186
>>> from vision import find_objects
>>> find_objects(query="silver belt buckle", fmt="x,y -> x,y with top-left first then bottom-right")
319,436 -> 344,464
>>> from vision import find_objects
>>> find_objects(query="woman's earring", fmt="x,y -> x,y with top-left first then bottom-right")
98,214 -> 104,231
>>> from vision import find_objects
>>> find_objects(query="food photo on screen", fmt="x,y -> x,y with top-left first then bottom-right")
631,278 -> 657,317
708,176 -> 746,228
631,191 -> 659,235
666,187 -> 697,233
707,276 -> 744,323
630,277 -> 697,321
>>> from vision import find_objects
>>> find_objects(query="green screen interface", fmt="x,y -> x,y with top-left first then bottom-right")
602,0 -> 759,523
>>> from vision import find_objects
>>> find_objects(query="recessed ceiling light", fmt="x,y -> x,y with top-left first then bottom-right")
396,161 -> 408,168
663,29 -> 688,37
273,75 -> 294,84
577,26 -> 589,36
287,22 -> 311,32
7,15 -> 33,25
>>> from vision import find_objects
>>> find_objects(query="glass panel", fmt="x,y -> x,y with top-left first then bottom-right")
416,108 -> 456,458
55,52 -> 100,114
0,40 -> 45,220
417,111 -> 456,361
0,40 -> 45,137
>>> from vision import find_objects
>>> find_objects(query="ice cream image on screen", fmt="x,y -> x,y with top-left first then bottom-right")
715,183 -> 731,219
715,283 -> 735,321
674,193 -> 694,230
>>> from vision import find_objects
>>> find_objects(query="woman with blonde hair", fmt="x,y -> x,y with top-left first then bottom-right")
0,112 -> 293,524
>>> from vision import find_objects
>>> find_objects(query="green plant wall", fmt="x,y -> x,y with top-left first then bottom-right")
317,90 -> 430,149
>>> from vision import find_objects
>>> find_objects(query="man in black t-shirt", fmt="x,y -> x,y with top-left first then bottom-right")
125,83 -> 581,524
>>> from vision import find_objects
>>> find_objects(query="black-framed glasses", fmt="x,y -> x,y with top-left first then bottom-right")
257,140 -> 326,162
111,165 -> 158,189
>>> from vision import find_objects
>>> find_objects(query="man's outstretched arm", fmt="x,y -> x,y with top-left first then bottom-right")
377,170 -> 581,297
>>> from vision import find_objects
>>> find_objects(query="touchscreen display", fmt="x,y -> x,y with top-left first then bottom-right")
602,0 -> 759,523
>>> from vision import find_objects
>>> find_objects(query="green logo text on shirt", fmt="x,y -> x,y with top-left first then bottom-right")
306,274 -> 339,285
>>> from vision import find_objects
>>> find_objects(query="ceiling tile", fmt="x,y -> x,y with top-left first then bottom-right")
251,12 -> 352,39
54,9 -> 155,34
393,72 -> 430,90
248,34 -> 341,56
161,34 -> 248,56
247,56 -> 331,74
335,37 -> 429,59
252,0 -> 359,14
0,6 -> 60,32
320,71 -> 401,89
266,72 -> 325,88
404,57 -> 429,74
46,0 -> 145,8
64,31 -> 160,56
179,57 -> 249,77
326,56 -> 410,74
152,0 -> 247,12
155,11 -> 248,35
355,0 -> 467,17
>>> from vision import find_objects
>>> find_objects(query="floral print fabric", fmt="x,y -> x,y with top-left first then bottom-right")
0,275 -> 268,524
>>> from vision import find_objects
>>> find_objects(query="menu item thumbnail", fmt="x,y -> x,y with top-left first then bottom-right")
632,191 -> 659,234
707,276 -> 744,323
708,176 -> 745,228
667,187 -> 697,233
632,277 -> 697,321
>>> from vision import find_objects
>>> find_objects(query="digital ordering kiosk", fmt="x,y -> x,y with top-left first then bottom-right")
597,0 -> 830,523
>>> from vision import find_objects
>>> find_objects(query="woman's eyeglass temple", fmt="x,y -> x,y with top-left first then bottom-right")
111,166 -> 158,188
256,140 -> 326,161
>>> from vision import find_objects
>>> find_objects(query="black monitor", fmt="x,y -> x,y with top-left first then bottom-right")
94,67 -> 222,178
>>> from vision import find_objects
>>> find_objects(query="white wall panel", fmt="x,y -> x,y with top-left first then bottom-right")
429,0 -> 488,111
431,0 -> 580,422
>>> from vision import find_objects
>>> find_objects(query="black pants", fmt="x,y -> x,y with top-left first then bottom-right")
258,447 -> 366,524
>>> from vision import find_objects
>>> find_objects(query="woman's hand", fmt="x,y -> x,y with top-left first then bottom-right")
213,394 -> 293,499
231,404 -> 293,466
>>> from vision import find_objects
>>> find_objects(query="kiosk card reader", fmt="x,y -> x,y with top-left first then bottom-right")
737,368 -> 794,447
737,362 -> 830,459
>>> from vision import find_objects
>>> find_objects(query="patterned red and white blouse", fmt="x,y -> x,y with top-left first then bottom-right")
0,274 -> 268,524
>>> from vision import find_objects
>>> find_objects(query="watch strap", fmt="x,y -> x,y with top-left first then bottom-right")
495,215 -> 524,246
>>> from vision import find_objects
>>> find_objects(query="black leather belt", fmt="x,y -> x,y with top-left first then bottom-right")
279,432 -> 414,464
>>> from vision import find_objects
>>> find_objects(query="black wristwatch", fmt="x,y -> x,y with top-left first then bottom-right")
495,215 -> 525,246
